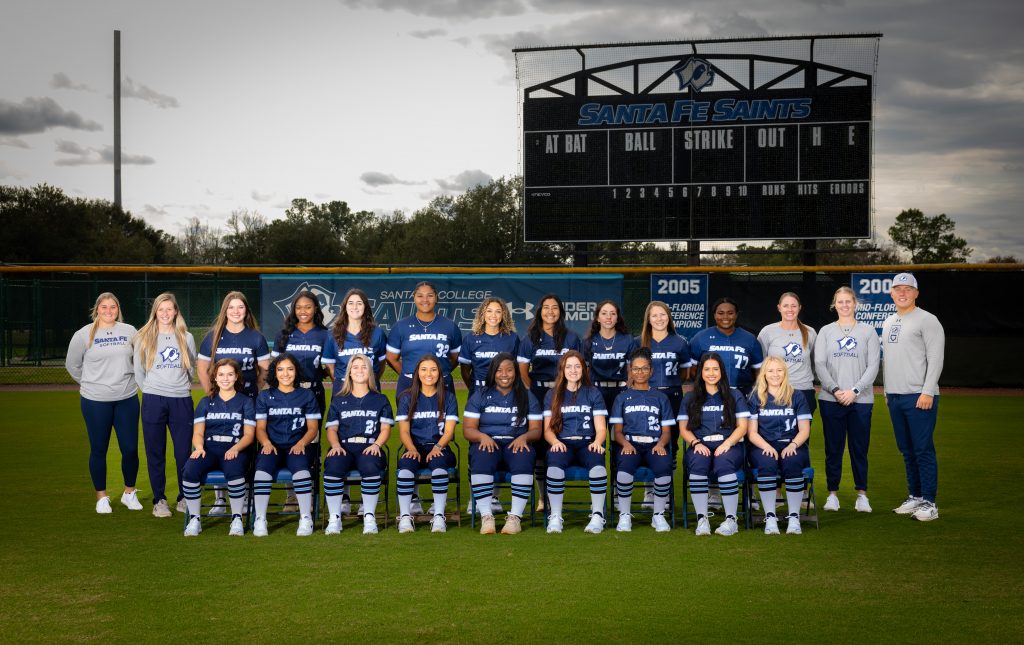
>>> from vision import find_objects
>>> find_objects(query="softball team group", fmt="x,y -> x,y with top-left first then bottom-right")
65,273 -> 945,538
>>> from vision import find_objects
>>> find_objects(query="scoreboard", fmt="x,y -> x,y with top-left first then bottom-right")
520,48 -> 876,243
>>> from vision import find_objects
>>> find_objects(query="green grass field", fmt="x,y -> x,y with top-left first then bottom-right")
0,389 -> 1021,643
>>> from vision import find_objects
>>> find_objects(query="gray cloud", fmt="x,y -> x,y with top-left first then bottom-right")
0,160 -> 27,179
0,136 -> 30,148
123,77 -> 180,109
54,139 -> 155,166
51,72 -> 94,92
360,171 -> 425,187
410,28 -> 447,39
251,190 -> 274,202
0,97 -> 102,135
435,169 -> 492,191
340,0 -> 527,19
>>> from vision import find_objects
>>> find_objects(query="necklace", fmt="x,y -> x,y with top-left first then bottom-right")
417,316 -> 434,334
600,331 -> 616,351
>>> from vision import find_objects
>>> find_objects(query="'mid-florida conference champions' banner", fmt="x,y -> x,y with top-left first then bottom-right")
260,274 -> 623,339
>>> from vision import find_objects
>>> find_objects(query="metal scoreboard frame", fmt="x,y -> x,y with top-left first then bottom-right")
515,35 -> 882,243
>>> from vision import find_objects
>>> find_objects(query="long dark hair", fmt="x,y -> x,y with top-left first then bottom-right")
404,354 -> 447,422
484,352 -> 529,427
527,293 -> 568,351
332,288 -> 377,349
548,350 -> 592,435
276,290 -> 326,352
266,352 -> 300,390
687,352 -> 735,432
586,299 -> 629,342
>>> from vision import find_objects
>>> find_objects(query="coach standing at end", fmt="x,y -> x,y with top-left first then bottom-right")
882,273 -> 944,522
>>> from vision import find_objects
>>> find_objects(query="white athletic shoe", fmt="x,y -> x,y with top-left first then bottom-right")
282,494 -> 299,513
750,499 -> 761,512
296,515 -> 314,537
584,514 -> 605,534
695,514 -> 712,536
175,499 -> 187,513
356,503 -> 365,516
764,514 -> 780,535
786,513 -> 802,535
398,514 -> 415,533
410,496 -> 424,515
120,490 -> 143,510
229,515 -> 245,536
546,514 -> 564,534
184,516 -> 202,537
715,515 -> 739,536
431,514 -> 447,533
427,503 -> 438,515
616,513 -> 632,532
641,488 -> 655,510
325,514 -> 342,535
208,497 -> 228,516
96,496 -> 112,514
912,501 -> 939,522
490,496 -> 503,513
152,499 -> 172,518
893,496 -> 926,515
708,491 -> 723,510
855,494 -> 873,513
651,512 -> 671,533
340,495 -> 352,515
363,513 -> 378,535
253,517 -> 268,537
824,494 -> 840,512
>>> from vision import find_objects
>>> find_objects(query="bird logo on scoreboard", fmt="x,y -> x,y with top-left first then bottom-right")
671,57 -> 715,93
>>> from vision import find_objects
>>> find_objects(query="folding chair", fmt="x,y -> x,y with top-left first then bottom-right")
469,470 -> 536,528
396,443 -> 462,527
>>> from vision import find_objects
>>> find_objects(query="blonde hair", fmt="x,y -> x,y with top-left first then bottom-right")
134,292 -> 192,372
87,292 -> 124,345
640,301 -> 677,348
754,356 -> 794,408
471,297 -> 516,335
339,354 -> 378,397
829,286 -> 858,312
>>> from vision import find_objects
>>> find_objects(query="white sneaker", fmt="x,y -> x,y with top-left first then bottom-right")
616,513 -> 632,532
490,496 -> 503,513
855,494 -> 872,513
175,499 -> 187,513
152,499 -> 172,518
253,517 -> 268,537
912,501 -> 939,522
184,516 -> 202,537
296,515 -> 314,537
764,514 -> 780,535
398,514 -> 415,533
120,490 -> 143,510
546,514 -> 564,534
695,514 -> 712,536
427,503 -> 438,515
356,503 -> 365,516
641,488 -> 654,510
584,514 -> 605,534
229,515 -> 244,536
208,497 -> 228,516
893,496 -> 925,515
786,513 -> 802,535
325,514 -> 342,535
363,513 -> 378,534
431,514 -> 447,533
282,494 -> 299,513
96,496 -> 112,514
340,495 -> 352,515
750,499 -> 761,511
410,496 -> 424,515
651,512 -> 671,533
824,494 -> 840,512
708,491 -> 723,510
715,515 -> 738,536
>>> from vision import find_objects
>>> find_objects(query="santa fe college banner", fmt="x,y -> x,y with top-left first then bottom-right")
852,272 -> 897,340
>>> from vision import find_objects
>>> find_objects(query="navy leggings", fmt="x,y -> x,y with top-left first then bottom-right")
81,395 -> 140,491
141,393 -> 194,503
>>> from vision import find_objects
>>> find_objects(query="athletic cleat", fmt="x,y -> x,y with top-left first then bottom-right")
893,496 -> 925,515
296,515 -> 314,537
855,494 -> 873,513
764,513 -> 780,535
651,512 -> 671,533
184,516 -> 202,537
750,499 -> 761,512
616,513 -> 632,532
695,514 -> 712,536
339,494 -> 352,516
490,496 -> 503,513
356,503 -> 365,516
546,514 -> 564,534
431,514 -> 447,533
824,494 -> 840,512
584,514 -> 605,534
479,515 -> 496,535
96,496 -> 112,514
229,515 -> 245,536
208,498 -> 228,516
912,501 -> 939,522
410,496 -> 424,515
152,499 -> 172,518
253,517 -> 268,537
175,499 -> 187,513
325,514 -> 342,535
501,514 -> 522,535
120,490 -> 143,511
708,491 -> 723,510
282,494 -> 299,513
641,487 -> 655,510
427,503 -> 438,516
715,515 -> 739,536
786,513 -> 802,535
362,513 -> 378,534
398,514 -> 415,533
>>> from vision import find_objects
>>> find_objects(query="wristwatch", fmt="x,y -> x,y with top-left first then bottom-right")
831,387 -> 841,395
852,387 -> 861,395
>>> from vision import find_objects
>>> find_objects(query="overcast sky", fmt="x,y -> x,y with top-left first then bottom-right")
2,0 -> 1021,260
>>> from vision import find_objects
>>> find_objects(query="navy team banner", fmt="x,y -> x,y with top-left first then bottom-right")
650,273 -> 708,340
852,272 -> 897,340
260,274 -> 623,339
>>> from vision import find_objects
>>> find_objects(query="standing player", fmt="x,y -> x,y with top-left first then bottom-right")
386,281 -> 462,398
882,273 -> 945,522
322,354 -> 394,535
65,292 -> 142,514
689,297 -> 763,397
322,288 -> 388,399
757,292 -> 818,416
814,286 -> 879,513
464,353 -> 543,535
459,296 -> 521,396
746,356 -> 813,535
395,355 -> 459,534
543,351 -> 608,534
609,348 -> 676,533
133,292 -> 197,518
180,359 -> 256,537
251,353 -> 322,537
584,300 -> 636,412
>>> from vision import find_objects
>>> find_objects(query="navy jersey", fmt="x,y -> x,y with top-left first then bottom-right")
322,328 -> 388,395
678,389 -> 751,440
464,388 -> 542,439
254,387 -> 321,445
543,385 -> 607,441
459,332 -> 522,385
519,330 -> 583,384
193,394 -> 256,444
198,328 -> 271,395
748,390 -> 812,443
325,391 -> 394,441
271,325 -> 329,383
585,332 -> 637,383
386,315 -> 462,379
641,333 -> 693,389
689,327 -> 764,390
609,388 -> 676,439
396,390 -> 460,444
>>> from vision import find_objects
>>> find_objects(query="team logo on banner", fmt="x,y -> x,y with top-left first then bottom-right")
273,282 -> 342,326
508,301 -> 535,321
672,57 -> 715,93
